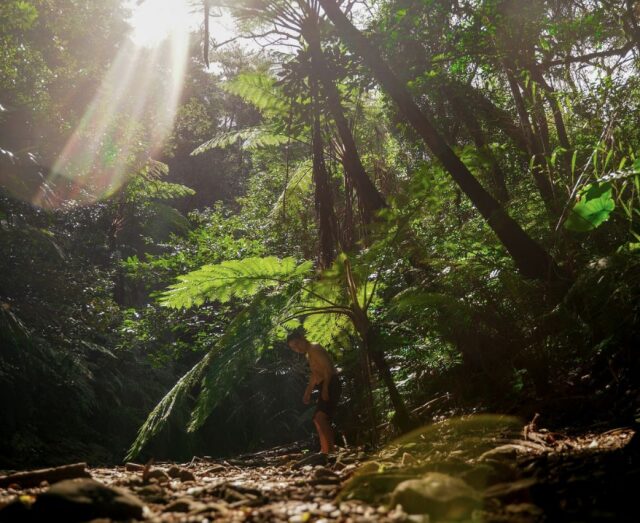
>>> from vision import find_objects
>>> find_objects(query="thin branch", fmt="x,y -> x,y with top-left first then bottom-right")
538,42 -> 635,69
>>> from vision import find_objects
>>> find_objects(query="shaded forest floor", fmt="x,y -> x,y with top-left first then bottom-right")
0,417 -> 637,522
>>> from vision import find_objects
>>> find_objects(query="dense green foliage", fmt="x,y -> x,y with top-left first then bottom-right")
1,0 -> 639,466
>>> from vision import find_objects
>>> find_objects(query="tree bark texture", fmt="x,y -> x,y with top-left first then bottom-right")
303,19 -> 387,224
309,58 -> 338,268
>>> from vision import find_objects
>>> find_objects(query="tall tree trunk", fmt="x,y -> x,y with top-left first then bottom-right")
303,19 -> 386,224
445,87 -> 510,203
529,66 -> 573,182
317,0 -> 566,282
309,60 -> 337,268
344,258 -> 413,433
366,333 -> 413,432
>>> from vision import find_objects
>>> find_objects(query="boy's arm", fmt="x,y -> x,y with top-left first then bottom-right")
303,373 -> 318,404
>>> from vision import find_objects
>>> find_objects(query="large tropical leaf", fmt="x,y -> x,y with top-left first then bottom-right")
302,311 -> 353,349
270,160 -> 313,217
564,182 -> 615,232
127,290 -> 297,458
187,291 -> 291,431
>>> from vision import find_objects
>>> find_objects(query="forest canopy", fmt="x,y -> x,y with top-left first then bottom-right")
1,0 -> 638,475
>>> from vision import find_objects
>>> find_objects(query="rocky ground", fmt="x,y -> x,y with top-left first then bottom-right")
0,415 -> 637,522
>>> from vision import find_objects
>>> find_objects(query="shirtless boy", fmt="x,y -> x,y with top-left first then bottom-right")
287,330 -> 341,455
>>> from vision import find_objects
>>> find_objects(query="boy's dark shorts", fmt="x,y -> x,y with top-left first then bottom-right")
315,374 -> 341,418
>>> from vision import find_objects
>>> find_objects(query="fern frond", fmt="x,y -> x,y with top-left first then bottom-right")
127,288 -> 301,455
126,159 -> 194,202
160,256 -> 313,309
142,159 -> 170,180
126,179 -> 195,202
302,311 -> 353,349
389,288 -> 472,320
270,160 -> 313,217
300,255 -> 350,308
191,127 -> 290,156
223,72 -> 288,115
187,291 -> 291,431
125,351 -> 212,460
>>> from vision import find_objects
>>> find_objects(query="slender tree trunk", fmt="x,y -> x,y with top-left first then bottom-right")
530,67 -> 573,182
309,60 -> 337,268
317,0 -> 566,282
520,76 -> 552,158
366,333 -> 413,432
303,19 -> 386,224
344,258 -> 413,432
361,345 -> 378,445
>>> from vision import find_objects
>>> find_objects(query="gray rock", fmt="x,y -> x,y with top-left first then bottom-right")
478,443 -> 540,463
390,472 -> 480,518
0,478 -> 146,522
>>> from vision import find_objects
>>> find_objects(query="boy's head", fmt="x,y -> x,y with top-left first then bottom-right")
287,329 -> 308,353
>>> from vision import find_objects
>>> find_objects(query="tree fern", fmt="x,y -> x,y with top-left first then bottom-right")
159,256 -> 313,308
128,255 -> 371,457
142,159 -> 170,179
128,280 -> 303,458
126,159 -> 195,202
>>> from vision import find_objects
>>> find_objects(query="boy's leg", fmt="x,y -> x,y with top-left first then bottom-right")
313,411 -> 334,454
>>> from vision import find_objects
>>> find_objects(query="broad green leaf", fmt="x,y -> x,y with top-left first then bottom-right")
564,182 -> 615,232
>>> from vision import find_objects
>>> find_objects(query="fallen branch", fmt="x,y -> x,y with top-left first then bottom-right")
0,462 -> 90,489
124,462 -> 145,472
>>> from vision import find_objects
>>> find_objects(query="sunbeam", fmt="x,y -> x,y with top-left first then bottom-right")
32,0 -> 191,208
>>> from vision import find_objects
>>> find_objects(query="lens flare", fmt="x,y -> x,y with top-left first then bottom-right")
29,0 -> 191,208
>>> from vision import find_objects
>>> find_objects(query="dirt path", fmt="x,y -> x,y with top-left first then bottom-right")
0,418 -> 637,522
